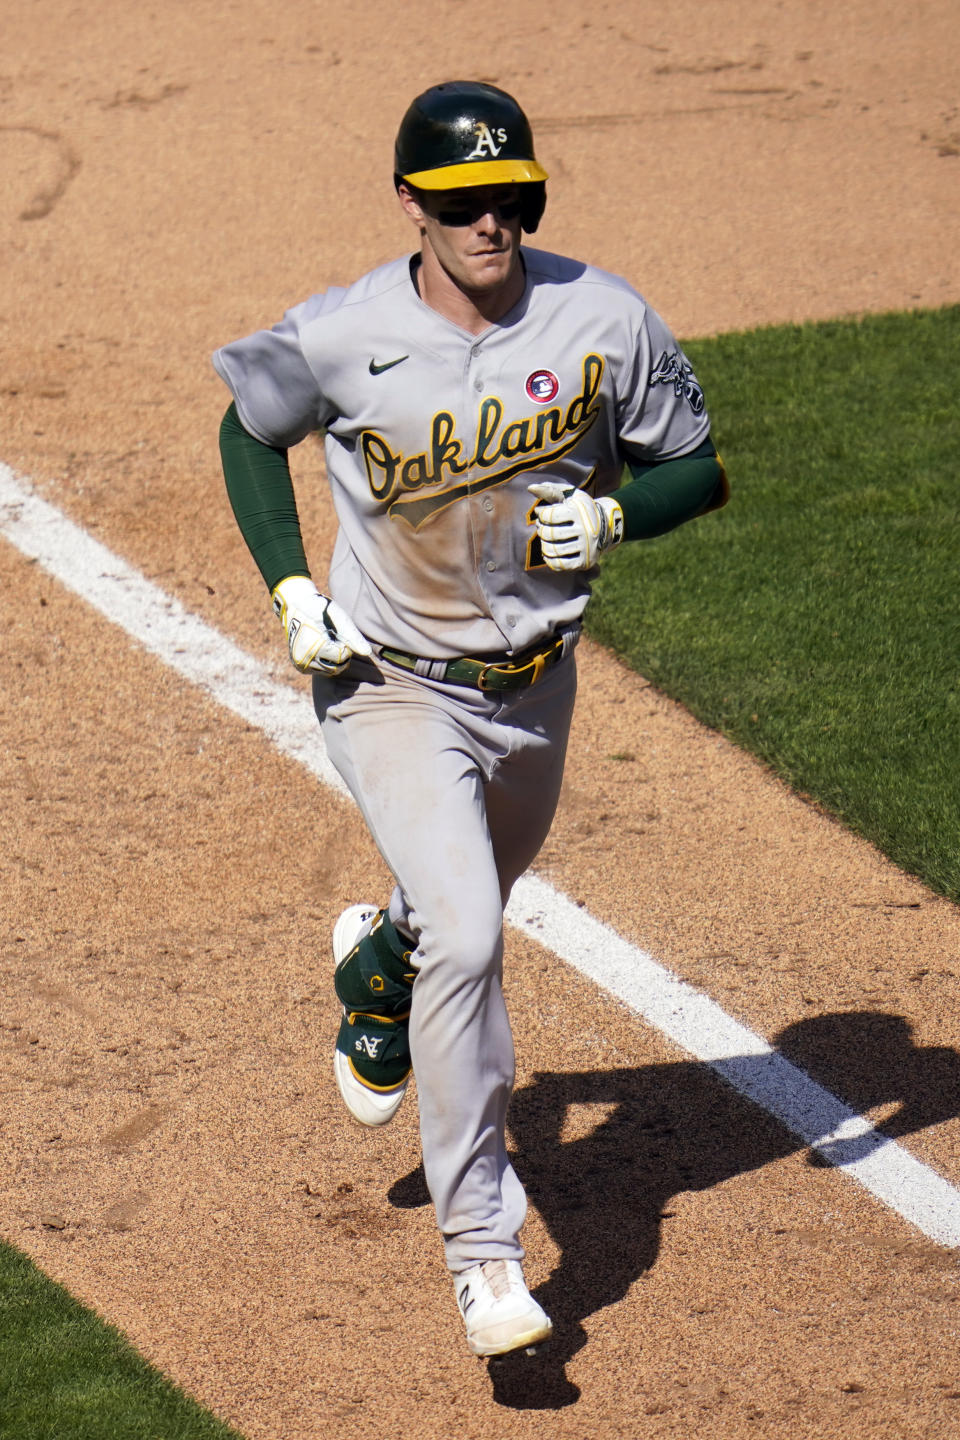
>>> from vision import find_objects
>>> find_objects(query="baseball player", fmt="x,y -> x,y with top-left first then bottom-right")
213,81 -> 727,1359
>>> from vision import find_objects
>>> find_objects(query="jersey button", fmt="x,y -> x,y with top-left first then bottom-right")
482,497 -> 494,512
486,560 -> 497,572
474,378 -> 484,392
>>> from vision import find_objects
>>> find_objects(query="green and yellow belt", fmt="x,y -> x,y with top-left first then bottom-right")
379,629 -> 576,692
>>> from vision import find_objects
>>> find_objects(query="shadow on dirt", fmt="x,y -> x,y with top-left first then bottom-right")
388,1010 -> 960,1410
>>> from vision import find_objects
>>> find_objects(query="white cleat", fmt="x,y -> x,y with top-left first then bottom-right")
332,904 -> 379,968
333,904 -> 411,1127
455,1260 -> 553,1357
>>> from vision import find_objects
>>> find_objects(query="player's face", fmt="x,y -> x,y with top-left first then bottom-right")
400,183 -> 524,300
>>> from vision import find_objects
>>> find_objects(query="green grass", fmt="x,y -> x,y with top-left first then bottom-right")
588,305 -> 960,902
0,1240 -> 245,1440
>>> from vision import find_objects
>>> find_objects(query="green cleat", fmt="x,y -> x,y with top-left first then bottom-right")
332,905 -> 417,1126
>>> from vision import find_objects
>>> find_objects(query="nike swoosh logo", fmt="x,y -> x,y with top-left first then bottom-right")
369,355 -> 409,375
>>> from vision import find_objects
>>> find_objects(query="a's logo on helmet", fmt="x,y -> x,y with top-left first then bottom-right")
525,369 -> 560,404
468,121 -> 508,159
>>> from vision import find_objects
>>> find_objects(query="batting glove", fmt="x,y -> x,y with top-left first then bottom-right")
271,575 -> 373,676
527,482 -> 625,571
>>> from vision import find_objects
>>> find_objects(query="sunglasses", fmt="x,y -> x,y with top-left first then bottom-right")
434,196 -> 523,227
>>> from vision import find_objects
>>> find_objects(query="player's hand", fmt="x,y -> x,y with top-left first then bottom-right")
527,483 -> 624,571
271,575 -> 373,675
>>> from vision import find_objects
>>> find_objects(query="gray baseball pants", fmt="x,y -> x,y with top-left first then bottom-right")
313,652 -> 576,1272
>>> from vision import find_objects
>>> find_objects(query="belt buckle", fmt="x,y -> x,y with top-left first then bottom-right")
477,653 -> 542,691
476,637 -> 561,691
476,662 -> 501,691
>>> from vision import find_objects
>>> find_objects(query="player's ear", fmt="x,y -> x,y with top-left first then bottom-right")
397,181 -> 427,230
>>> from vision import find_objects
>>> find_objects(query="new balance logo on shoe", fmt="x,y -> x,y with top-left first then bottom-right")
454,1260 -> 553,1357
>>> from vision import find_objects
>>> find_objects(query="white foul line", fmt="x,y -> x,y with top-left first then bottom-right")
3,461 -> 959,1250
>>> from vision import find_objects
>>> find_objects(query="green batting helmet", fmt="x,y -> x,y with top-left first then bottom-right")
394,81 -> 548,232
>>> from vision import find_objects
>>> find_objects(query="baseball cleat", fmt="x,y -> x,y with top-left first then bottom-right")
454,1260 -> 553,1357
332,904 -> 416,1127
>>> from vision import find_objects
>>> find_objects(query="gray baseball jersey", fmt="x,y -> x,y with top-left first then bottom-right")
212,247 -> 709,658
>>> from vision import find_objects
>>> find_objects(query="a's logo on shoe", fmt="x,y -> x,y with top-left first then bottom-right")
356,1034 -> 383,1059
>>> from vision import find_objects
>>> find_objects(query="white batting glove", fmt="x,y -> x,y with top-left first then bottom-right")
271,575 -> 373,676
527,482 -> 624,571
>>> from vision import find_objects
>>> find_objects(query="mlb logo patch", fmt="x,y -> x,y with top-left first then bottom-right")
525,369 -> 560,404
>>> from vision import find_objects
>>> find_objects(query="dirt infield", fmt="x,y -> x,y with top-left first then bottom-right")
3,3 -> 960,1436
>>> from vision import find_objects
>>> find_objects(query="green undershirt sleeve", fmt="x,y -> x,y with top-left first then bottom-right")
612,435 -> 729,541
218,402 -> 310,593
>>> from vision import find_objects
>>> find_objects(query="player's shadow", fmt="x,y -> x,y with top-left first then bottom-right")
387,1010 -> 960,1410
